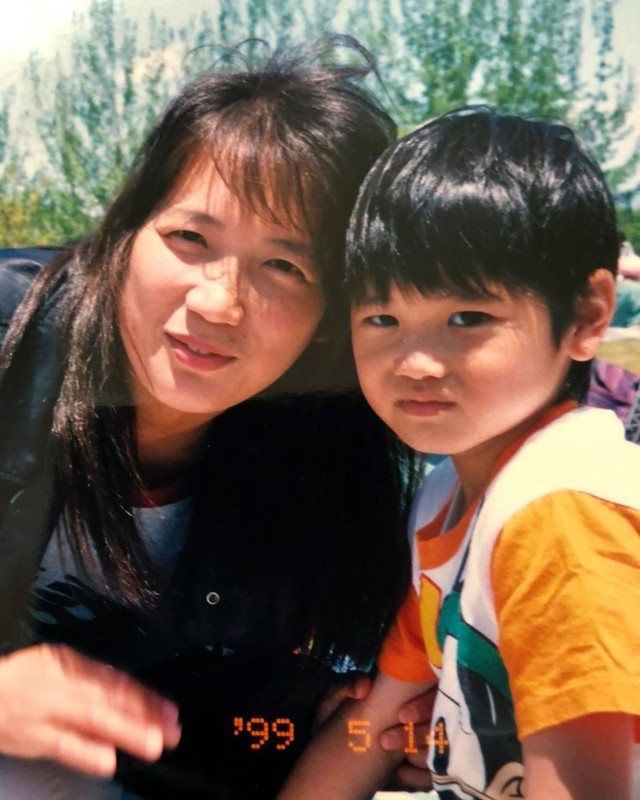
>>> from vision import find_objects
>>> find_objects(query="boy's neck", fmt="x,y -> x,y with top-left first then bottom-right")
451,407 -> 554,508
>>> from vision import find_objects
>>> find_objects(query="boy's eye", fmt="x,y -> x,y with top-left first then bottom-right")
264,259 -> 305,279
364,314 -> 398,328
448,311 -> 493,327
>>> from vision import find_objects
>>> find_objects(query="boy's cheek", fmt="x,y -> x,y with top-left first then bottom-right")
353,364 -> 389,415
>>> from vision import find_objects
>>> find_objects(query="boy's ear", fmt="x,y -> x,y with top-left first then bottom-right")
567,269 -> 616,361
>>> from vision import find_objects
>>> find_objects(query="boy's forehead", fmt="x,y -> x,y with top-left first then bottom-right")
352,283 -> 387,307
351,280 -> 501,306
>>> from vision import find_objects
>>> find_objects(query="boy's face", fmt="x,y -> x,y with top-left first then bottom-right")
351,284 -> 581,490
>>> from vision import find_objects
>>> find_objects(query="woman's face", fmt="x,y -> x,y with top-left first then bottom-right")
119,159 -> 326,429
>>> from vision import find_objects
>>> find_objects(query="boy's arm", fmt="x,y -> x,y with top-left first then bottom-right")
277,672 -> 435,800
522,712 -> 632,800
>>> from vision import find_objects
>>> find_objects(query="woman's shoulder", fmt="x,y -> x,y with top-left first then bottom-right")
0,247 -> 63,327
0,246 -> 61,276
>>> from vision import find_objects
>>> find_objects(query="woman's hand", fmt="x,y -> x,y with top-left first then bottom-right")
0,644 -> 181,777
378,683 -> 436,790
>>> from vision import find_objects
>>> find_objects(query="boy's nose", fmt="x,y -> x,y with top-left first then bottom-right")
186,260 -> 244,325
395,347 -> 447,380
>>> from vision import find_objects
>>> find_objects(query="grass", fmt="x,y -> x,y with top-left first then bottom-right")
597,338 -> 640,375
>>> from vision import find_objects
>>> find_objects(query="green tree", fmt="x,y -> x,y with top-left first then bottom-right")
0,0 -> 637,246
346,0 -> 495,124
21,0 -> 181,241
574,0 -> 638,189
618,209 -> 640,253
347,0 -> 636,188
480,0 -> 582,119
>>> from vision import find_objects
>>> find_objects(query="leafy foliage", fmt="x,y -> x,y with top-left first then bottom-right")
0,0 -> 637,246
618,208 -> 640,252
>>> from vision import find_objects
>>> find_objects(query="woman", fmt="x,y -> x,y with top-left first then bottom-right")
0,38 -> 426,798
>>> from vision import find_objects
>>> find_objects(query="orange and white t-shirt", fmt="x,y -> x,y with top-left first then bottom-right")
379,403 -> 640,798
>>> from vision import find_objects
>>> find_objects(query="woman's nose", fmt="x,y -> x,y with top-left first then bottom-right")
186,260 -> 244,325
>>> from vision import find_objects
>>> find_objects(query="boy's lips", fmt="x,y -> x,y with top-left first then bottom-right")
165,332 -> 237,370
395,397 -> 455,416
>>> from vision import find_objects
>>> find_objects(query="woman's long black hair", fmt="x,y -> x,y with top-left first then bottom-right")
0,37 -> 417,670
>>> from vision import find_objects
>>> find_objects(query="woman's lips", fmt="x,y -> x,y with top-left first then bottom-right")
396,398 -> 455,417
165,332 -> 236,372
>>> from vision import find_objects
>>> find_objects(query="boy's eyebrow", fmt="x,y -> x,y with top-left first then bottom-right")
352,291 -> 387,308
445,286 -> 502,301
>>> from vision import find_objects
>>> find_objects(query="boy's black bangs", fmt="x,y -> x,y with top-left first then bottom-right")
346,107 -> 613,309
346,184 -> 538,304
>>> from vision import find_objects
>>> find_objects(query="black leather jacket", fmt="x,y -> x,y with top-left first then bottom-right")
0,248 -> 65,648
0,248 -> 331,798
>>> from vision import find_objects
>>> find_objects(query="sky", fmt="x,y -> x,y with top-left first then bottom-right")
1,0 -> 638,82
0,0 -> 639,178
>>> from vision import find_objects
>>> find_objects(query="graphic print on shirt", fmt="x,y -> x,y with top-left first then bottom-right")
27,572 -> 131,652
391,408 -> 640,800
426,546 -> 523,799
420,574 -> 443,669
9,567 -> 167,672
15,498 -> 192,664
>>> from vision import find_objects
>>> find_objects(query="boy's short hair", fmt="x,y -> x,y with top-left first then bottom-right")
345,107 -> 619,399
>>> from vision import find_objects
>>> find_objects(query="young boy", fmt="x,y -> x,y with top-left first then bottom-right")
276,109 -> 640,799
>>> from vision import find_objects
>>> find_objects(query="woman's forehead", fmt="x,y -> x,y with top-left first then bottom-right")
164,150 -> 312,235
164,158 -> 240,216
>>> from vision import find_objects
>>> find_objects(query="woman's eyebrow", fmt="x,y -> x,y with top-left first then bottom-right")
164,211 -> 312,257
167,210 -> 224,228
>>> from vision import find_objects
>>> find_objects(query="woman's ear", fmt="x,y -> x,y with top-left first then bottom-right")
567,268 -> 616,361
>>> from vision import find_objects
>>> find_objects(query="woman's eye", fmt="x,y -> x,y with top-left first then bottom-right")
448,311 -> 493,327
264,259 -> 305,279
170,230 -> 207,247
364,314 -> 398,328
